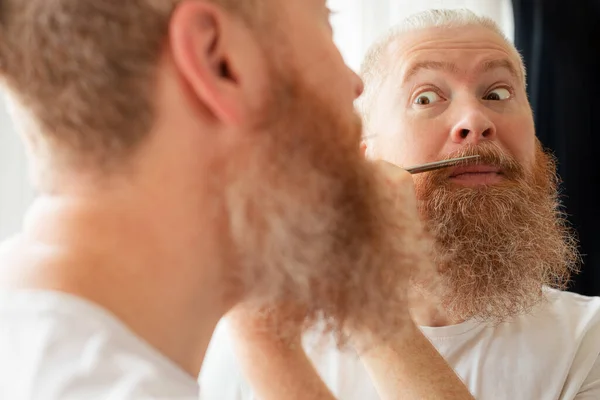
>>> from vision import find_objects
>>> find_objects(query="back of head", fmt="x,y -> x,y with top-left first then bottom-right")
0,0 -> 258,181
357,8 -> 523,131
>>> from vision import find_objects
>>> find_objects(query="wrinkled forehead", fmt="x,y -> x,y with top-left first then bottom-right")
383,26 -> 525,87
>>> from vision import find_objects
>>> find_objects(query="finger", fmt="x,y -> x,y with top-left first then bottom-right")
372,160 -> 419,211
373,160 -> 414,186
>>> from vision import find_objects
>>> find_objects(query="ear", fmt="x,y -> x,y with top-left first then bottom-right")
168,1 -> 263,127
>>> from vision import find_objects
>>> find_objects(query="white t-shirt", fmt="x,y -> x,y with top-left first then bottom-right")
199,288 -> 600,399
0,290 -> 200,400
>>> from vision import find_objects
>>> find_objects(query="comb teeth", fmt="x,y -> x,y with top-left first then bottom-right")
405,155 -> 481,174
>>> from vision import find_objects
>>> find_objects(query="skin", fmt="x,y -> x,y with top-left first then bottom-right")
0,0 -> 362,377
0,1 -> 476,397
367,26 -> 535,181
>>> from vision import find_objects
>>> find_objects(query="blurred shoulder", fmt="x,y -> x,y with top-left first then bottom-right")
199,320 -> 256,400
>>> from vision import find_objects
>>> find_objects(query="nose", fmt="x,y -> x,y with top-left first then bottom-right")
450,107 -> 496,144
350,68 -> 364,99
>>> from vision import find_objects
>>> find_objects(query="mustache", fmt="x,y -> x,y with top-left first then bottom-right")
432,142 -> 524,181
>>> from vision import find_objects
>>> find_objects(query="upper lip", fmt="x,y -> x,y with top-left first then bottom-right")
449,164 -> 502,177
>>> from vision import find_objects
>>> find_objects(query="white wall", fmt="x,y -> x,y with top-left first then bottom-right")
0,99 -> 35,241
329,0 -> 514,72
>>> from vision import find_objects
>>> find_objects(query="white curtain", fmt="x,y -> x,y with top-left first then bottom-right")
329,0 -> 515,72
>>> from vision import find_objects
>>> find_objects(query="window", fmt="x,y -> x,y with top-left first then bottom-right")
328,0 -> 514,72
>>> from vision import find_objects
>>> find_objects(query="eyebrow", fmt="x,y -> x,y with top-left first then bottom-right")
400,58 -> 522,86
476,58 -> 521,81
401,61 -> 459,85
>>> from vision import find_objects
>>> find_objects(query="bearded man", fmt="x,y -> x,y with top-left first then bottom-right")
0,0 -> 471,399
199,9 -> 600,400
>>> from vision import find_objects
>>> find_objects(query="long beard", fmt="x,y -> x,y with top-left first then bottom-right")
219,65 -> 433,346
415,141 -> 580,322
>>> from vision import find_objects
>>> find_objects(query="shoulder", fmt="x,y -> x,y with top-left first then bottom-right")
472,288 -> 600,364
511,288 -> 600,340
0,290 -> 199,400
200,320 -> 256,400
0,234 -> 23,274
0,234 -> 54,289
541,290 -> 600,396
543,287 -> 600,325
527,288 -> 600,368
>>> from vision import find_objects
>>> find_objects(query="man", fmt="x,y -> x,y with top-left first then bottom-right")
0,1 -> 472,399
199,9 -> 600,400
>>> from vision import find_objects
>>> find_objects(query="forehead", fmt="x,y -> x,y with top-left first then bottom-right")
385,26 -> 524,85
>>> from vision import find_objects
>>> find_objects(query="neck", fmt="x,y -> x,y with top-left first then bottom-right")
409,287 -> 466,328
414,308 -> 465,328
16,182 -> 233,377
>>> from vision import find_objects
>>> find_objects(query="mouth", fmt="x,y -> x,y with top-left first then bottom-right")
449,164 -> 504,186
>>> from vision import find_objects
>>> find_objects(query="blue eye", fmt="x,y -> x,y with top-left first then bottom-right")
484,87 -> 511,101
414,91 -> 441,105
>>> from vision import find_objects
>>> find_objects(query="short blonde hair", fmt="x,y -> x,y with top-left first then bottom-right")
0,0 -> 259,171
357,9 -> 525,133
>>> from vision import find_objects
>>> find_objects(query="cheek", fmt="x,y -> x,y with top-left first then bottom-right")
400,118 -> 449,165
498,117 -> 536,166
375,118 -> 444,166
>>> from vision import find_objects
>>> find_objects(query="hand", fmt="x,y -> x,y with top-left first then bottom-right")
373,159 -> 420,214
354,161 -> 473,400
371,159 -> 446,327
340,159 -> 436,348
227,302 -> 306,349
